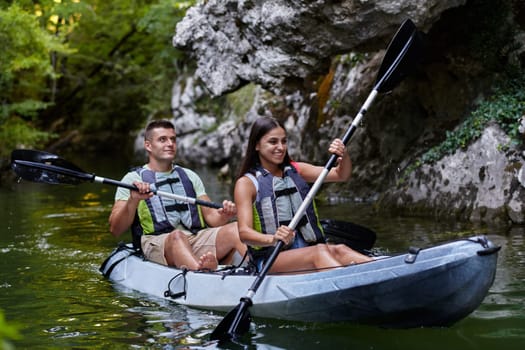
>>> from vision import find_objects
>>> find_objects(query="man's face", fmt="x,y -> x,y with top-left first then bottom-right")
144,127 -> 177,162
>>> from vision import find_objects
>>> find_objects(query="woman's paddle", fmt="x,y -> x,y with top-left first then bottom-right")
210,18 -> 423,343
10,149 -> 223,209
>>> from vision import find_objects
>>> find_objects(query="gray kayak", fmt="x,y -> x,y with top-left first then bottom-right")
100,235 -> 499,328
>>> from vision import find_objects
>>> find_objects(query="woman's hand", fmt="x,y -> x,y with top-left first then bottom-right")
328,138 -> 346,158
273,225 -> 295,247
327,138 -> 352,181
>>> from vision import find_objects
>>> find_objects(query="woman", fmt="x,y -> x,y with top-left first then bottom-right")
234,117 -> 372,274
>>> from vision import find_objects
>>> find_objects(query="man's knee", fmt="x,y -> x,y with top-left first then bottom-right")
218,222 -> 239,237
167,230 -> 186,243
225,222 -> 239,233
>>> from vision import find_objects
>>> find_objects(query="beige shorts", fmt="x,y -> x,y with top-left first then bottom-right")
141,227 -> 219,266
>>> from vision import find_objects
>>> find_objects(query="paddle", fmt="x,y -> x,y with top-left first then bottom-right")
321,219 -> 376,253
10,149 -> 376,251
10,149 -> 223,209
210,18 -> 422,343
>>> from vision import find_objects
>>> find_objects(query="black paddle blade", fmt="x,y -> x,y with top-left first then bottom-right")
11,149 -> 86,185
210,301 -> 252,342
11,149 -> 85,172
11,160 -> 83,185
321,219 -> 376,253
375,19 -> 423,93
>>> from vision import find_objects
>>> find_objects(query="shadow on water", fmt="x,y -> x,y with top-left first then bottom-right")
0,156 -> 524,349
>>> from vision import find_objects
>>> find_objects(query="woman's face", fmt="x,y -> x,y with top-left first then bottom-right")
255,126 -> 287,168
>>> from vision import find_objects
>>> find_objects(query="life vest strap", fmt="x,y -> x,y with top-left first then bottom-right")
165,203 -> 189,212
274,187 -> 298,197
155,177 -> 180,187
279,215 -> 308,228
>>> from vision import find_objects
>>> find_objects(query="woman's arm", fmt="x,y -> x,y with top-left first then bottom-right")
234,176 -> 275,247
295,138 -> 352,183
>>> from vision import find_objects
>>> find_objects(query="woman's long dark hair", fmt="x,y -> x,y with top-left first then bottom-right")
236,117 -> 292,179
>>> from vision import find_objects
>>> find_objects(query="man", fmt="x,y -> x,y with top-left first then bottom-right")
109,119 -> 246,270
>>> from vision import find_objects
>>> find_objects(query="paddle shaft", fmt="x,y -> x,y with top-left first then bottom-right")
288,25 -> 420,229
286,20 -> 418,234
224,91 -> 377,339
13,159 -> 223,209
293,90 -> 379,225
212,19 -> 421,342
92,175 -> 223,209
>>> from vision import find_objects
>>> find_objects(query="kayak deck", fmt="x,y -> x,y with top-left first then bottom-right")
100,236 -> 499,327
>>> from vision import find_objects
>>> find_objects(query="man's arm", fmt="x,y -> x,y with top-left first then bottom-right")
109,198 -> 139,237
184,168 -> 236,227
109,181 -> 152,237
200,196 -> 237,227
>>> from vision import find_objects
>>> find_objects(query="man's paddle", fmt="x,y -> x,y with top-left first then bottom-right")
209,18 -> 422,343
321,219 -> 376,253
11,149 -> 377,251
10,149 -> 223,209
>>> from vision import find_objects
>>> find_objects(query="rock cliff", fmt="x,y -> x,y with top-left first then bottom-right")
164,0 -> 525,224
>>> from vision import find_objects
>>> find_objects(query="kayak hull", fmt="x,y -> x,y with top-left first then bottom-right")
100,236 -> 499,328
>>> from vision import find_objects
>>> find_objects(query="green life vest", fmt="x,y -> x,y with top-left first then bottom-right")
130,166 -> 206,249
248,164 -> 325,251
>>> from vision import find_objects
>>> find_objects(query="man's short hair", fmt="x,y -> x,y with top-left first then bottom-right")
144,119 -> 175,140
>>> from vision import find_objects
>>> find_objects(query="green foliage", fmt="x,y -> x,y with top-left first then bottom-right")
0,0 -> 196,162
0,117 -> 55,158
0,4 -> 69,77
57,0 -> 196,133
136,0 -> 196,118
0,4 -> 71,115
2,100 -> 51,119
227,84 -> 257,123
0,309 -> 22,350
0,4 -> 70,155
339,52 -> 368,67
402,72 -> 525,180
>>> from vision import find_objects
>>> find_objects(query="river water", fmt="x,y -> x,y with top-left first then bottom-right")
0,156 -> 524,349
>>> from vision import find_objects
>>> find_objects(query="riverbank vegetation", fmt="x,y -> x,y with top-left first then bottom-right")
0,0 -> 195,164
423,74 -> 524,162
1,0 -> 523,189
398,72 -> 525,183
397,0 -> 525,181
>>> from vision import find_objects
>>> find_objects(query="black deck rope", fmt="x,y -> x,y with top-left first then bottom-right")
164,268 -> 189,299
100,242 -> 141,278
214,250 -> 255,279
465,236 -> 490,248
465,236 -> 502,255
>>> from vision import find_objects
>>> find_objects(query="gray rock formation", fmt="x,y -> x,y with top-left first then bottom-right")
173,0 -> 465,96
164,0 -> 525,225
382,124 -> 525,224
